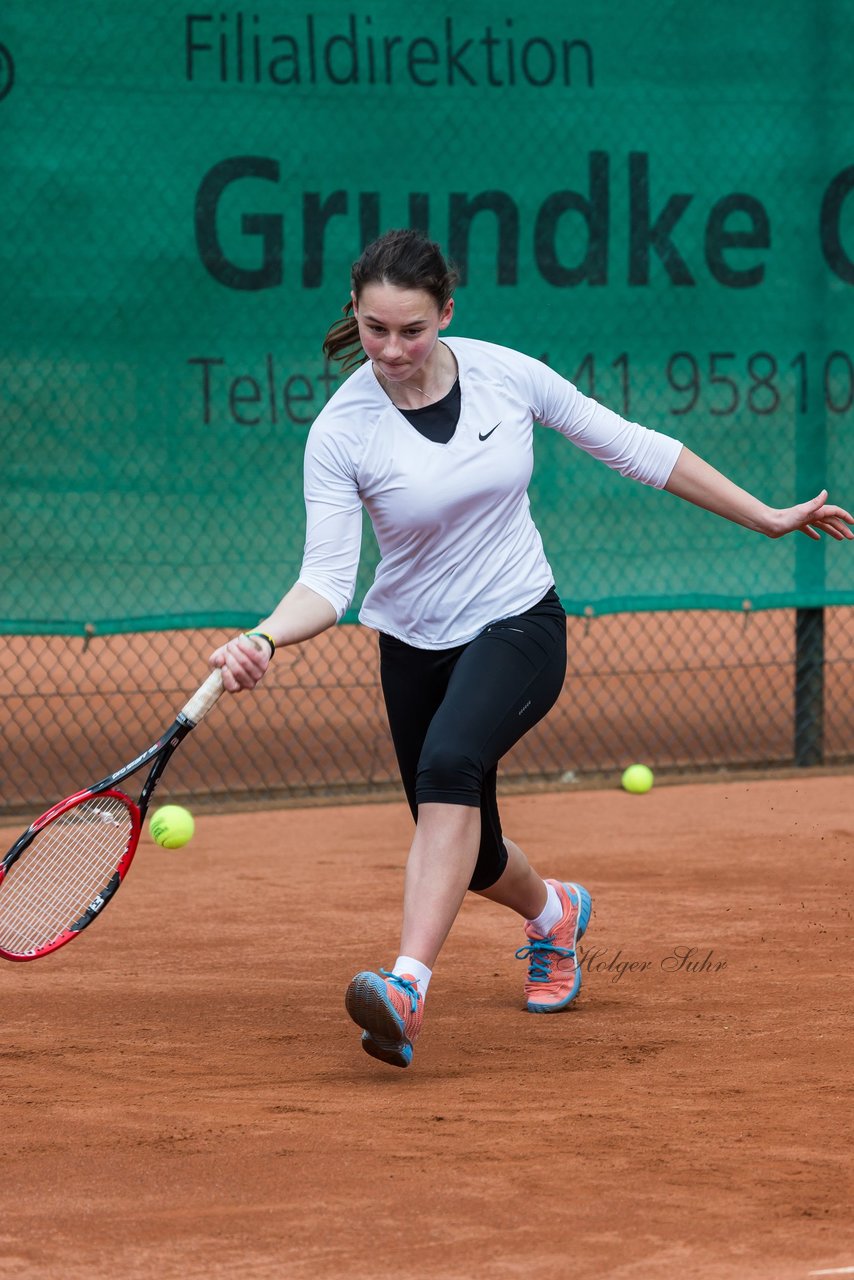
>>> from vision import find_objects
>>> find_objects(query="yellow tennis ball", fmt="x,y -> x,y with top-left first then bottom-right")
149,804 -> 195,848
621,764 -> 654,795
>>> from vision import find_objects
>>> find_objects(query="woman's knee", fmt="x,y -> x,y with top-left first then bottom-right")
415,741 -> 484,804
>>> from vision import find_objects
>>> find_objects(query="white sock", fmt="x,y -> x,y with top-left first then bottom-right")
393,956 -> 432,1001
526,882 -> 563,937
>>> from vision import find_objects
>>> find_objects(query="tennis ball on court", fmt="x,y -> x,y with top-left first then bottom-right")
621,764 -> 654,795
149,805 -> 195,848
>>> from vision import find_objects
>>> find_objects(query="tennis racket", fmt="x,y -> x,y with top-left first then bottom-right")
0,663 -> 232,962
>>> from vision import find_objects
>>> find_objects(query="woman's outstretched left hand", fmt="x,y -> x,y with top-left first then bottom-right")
771,490 -> 854,541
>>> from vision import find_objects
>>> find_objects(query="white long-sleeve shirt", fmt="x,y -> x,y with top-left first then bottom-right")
297,336 -> 683,649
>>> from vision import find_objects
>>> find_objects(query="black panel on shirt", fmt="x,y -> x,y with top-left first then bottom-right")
398,379 -> 461,444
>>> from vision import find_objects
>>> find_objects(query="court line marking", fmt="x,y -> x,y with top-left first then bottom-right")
808,1268 -> 854,1276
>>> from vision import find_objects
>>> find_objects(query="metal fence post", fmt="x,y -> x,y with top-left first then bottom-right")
795,607 -> 825,766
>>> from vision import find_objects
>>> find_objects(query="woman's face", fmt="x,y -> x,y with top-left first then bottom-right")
353,282 -> 454,383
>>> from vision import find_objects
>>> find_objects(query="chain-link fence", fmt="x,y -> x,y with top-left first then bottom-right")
3,607 -> 853,816
2,3 -> 854,814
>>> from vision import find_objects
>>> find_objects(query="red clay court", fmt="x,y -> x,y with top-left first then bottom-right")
1,774 -> 852,1279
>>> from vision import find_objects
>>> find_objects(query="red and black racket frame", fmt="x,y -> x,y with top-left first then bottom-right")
0,712 -> 195,960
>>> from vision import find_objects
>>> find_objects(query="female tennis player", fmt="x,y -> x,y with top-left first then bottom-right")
210,229 -> 853,1070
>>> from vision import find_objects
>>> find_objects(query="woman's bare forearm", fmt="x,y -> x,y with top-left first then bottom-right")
663,447 -> 854,541
256,582 -> 338,648
210,583 -> 338,690
663,447 -> 777,534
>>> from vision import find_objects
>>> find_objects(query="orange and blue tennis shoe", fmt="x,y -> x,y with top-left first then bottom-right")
515,880 -> 592,1013
344,969 -> 424,1068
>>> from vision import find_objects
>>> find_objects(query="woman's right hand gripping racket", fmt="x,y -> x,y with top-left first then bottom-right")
0,663 -> 232,962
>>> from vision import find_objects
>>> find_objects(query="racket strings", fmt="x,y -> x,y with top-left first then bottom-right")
0,796 -> 134,956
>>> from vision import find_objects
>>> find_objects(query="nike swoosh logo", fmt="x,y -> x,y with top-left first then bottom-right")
478,422 -> 501,441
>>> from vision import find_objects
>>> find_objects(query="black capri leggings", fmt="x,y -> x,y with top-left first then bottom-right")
378,588 -> 567,892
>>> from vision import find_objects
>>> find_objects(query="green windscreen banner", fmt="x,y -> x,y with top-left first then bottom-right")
2,2 -> 853,634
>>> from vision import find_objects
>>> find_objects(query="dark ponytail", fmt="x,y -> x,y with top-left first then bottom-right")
322,229 -> 459,372
321,300 -> 363,373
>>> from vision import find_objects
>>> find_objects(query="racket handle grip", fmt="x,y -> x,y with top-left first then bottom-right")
180,669 -> 225,725
180,635 -> 267,725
